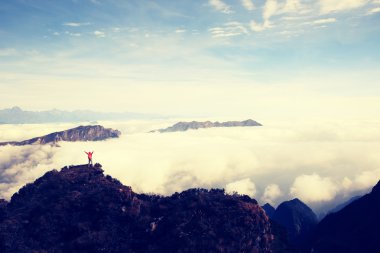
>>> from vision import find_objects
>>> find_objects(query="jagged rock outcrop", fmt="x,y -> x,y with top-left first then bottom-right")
262,203 -> 276,218
272,199 -> 317,250
151,119 -> 262,133
0,165 -> 275,253
0,125 -> 121,146
311,181 -> 380,253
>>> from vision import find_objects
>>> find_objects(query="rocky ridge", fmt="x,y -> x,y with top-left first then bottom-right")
151,119 -> 262,133
0,164 -> 275,253
0,125 -> 121,146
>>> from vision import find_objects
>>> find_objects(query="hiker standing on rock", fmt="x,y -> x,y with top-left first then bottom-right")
85,151 -> 94,167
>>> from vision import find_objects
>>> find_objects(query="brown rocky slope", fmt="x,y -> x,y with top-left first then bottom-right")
0,164 -> 281,253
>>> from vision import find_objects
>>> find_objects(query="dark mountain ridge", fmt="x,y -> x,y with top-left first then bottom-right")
151,119 -> 262,133
272,198 -> 318,251
0,164 -> 276,253
326,195 -> 362,214
0,125 -> 121,146
311,180 -> 380,253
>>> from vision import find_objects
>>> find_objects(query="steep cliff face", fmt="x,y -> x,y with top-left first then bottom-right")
0,125 -> 121,146
271,199 -> 318,250
0,165 -> 275,253
151,119 -> 262,133
311,181 -> 380,253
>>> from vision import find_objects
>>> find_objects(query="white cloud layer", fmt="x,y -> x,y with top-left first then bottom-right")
319,0 -> 368,14
283,0 -> 303,13
313,18 -> 337,24
250,21 -> 269,32
249,0 -> 278,32
290,174 -> 339,202
1,120 -> 380,213
209,0 -> 232,14
209,22 -> 249,38
94,31 -> 106,38
248,0 -> 372,32
63,22 -> 90,27
225,178 -> 257,197
261,184 -> 283,205
367,6 -> 380,14
249,0 -> 304,32
241,0 -> 255,10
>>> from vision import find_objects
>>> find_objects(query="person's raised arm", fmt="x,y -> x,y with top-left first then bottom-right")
85,151 -> 88,155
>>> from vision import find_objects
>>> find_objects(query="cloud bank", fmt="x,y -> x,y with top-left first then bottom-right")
261,184 -> 283,205
290,174 -> 339,202
319,0 -> 368,14
209,0 -> 232,14
1,120 -> 380,214
226,178 -> 257,197
241,0 -> 255,11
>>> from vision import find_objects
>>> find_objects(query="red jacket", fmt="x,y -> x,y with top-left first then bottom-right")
85,151 -> 93,159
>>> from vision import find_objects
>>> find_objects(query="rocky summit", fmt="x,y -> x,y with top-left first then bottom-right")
271,198 -> 318,251
0,125 -> 121,146
0,164 -> 275,253
151,119 -> 262,133
262,203 -> 276,219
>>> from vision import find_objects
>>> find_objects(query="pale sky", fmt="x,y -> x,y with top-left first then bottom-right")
0,0 -> 380,120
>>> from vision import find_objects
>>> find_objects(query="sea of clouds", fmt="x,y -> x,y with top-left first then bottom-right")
1,119 -> 380,214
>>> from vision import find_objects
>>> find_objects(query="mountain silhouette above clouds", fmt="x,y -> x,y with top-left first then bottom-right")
0,125 -> 120,146
0,164 -> 276,253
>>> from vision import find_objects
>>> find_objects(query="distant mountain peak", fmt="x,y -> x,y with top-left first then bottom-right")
286,198 -> 304,205
0,125 -> 121,146
151,119 -> 262,133
272,198 -> 318,249
10,106 -> 22,111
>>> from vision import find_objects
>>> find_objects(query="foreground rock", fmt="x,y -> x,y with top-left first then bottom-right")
0,125 -> 121,146
151,119 -> 262,133
0,164 -> 275,253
